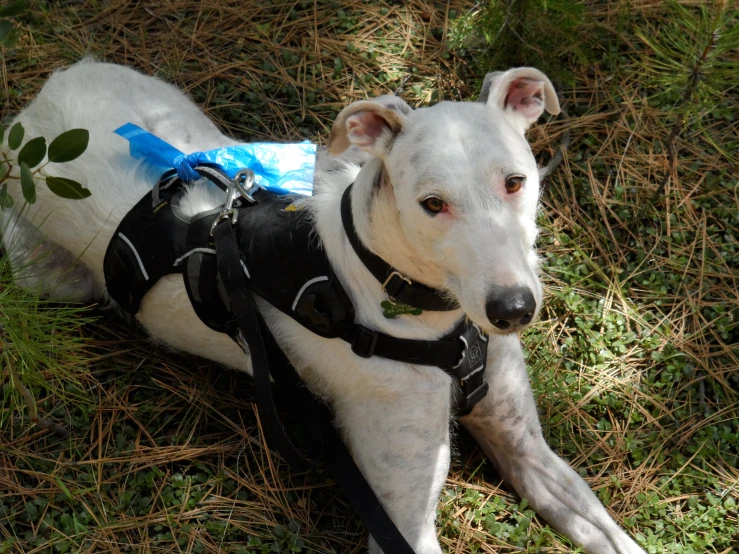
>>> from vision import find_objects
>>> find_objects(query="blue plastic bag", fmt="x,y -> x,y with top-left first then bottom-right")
114,123 -> 316,196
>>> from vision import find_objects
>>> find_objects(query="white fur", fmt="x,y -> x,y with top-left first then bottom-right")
1,60 -> 645,554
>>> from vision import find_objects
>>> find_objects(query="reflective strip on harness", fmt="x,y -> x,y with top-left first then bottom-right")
173,247 -> 216,266
292,276 -> 330,311
117,232 -> 149,281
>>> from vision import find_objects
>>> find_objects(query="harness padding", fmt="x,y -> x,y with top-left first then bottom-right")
104,168 -> 354,338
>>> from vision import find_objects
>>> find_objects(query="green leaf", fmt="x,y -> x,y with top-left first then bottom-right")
47,129 -> 89,163
46,176 -> 91,200
17,136 -> 46,168
0,184 -> 13,208
0,161 -> 7,180
1,26 -> 20,48
19,161 -> 35,204
0,19 -> 12,43
7,122 -> 23,150
0,0 -> 26,18
24,500 -> 37,520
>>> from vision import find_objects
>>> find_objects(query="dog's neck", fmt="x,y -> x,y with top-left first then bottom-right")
351,159 -> 449,289
312,158 -> 463,340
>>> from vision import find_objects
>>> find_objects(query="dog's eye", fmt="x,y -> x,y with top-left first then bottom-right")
505,175 -> 525,193
421,196 -> 447,214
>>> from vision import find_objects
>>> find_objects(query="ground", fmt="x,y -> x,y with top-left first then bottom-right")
0,1 -> 737,553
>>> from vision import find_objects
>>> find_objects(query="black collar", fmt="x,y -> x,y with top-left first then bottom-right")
340,183 -> 458,312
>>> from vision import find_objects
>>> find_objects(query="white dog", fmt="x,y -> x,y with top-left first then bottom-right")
2,60 -> 645,554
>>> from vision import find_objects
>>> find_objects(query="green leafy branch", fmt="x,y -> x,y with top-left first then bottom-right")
0,0 -> 92,207
0,0 -> 96,440
0,0 -> 26,50
0,122 -> 92,207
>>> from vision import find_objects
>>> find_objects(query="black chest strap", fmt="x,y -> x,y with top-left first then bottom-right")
337,321 -> 489,415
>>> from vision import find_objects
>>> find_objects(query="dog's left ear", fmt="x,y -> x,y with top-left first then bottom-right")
328,95 -> 411,158
479,67 -> 560,134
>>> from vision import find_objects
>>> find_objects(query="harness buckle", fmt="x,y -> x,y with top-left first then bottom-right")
458,381 -> 490,415
381,271 -> 412,304
449,324 -> 487,374
444,323 -> 489,414
210,169 -> 257,236
351,326 -> 378,358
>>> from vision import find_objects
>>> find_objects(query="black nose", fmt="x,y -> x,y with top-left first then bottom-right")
486,285 -> 536,330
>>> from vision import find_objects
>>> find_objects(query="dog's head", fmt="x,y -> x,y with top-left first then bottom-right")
328,67 -> 560,335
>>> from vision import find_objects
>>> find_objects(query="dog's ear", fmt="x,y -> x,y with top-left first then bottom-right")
479,67 -> 560,134
328,95 -> 411,157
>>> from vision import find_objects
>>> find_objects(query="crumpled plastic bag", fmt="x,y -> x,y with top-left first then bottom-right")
114,123 -> 315,196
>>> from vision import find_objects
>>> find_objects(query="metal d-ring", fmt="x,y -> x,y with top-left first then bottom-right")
381,271 -> 413,304
233,169 -> 260,204
210,169 -> 258,236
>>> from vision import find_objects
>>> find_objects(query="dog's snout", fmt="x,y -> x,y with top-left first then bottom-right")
486,285 -> 536,330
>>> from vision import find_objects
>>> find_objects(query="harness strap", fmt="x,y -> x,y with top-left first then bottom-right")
338,322 -> 489,415
212,219 -> 310,468
212,218 -> 418,554
341,184 -> 458,312
156,164 -> 235,193
340,323 -> 462,366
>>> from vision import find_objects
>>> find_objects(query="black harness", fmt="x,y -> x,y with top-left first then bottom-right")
105,165 -> 354,338
103,165 -> 490,553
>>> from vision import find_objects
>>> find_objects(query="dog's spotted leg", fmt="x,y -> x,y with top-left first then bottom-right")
461,334 -> 646,554
330,372 -> 452,554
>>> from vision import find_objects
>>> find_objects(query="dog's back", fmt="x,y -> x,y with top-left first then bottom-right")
4,60 -> 234,277
2,60 -> 252,369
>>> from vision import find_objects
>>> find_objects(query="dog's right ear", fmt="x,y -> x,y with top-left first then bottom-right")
328,95 -> 411,158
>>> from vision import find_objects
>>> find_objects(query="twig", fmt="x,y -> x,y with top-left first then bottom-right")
697,371 -> 709,419
539,108 -> 572,193
394,74 -> 411,96
653,27 -> 721,200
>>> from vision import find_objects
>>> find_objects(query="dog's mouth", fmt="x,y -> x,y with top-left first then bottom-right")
477,318 -> 536,337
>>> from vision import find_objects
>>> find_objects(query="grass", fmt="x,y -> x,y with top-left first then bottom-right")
1,0 -> 738,553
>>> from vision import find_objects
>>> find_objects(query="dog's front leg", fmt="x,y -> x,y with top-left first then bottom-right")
331,369 -> 452,554
460,334 -> 645,554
